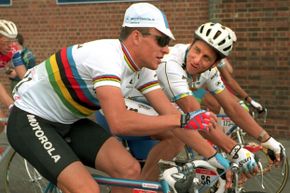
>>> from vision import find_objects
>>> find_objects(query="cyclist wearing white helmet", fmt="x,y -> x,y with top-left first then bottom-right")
0,19 -> 18,60
126,22 -> 259,181
155,22 -> 285,174
0,19 -> 36,78
0,20 -> 36,132
196,25 -> 265,114
0,20 -> 18,130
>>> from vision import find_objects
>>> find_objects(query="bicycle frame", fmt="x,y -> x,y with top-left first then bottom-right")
94,174 -> 170,192
44,173 -> 171,193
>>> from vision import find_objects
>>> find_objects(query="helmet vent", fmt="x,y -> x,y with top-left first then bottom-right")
218,39 -> 225,46
223,45 -> 232,52
213,31 -> 221,40
206,29 -> 211,36
200,25 -> 205,33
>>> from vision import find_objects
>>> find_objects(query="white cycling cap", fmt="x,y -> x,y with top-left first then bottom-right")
122,3 -> 175,40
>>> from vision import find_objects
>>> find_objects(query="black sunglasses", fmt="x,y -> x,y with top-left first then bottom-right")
142,33 -> 171,47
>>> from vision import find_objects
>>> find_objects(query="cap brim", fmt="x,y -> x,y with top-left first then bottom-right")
157,27 -> 175,40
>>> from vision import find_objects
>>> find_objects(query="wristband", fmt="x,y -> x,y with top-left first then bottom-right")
258,130 -> 270,142
229,144 -> 242,159
12,51 -> 25,67
180,113 -> 189,128
257,130 -> 269,142
207,151 -> 217,160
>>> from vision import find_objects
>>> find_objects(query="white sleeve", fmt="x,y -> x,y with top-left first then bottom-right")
203,68 -> 225,94
135,68 -> 160,95
88,53 -> 122,89
157,61 -> 193,102
217,58 -> 226,69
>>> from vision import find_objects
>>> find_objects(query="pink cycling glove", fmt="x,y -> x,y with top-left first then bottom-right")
180,109 -> 211,131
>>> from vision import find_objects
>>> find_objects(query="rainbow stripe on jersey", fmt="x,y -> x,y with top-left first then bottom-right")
93,75 -> 121,84
45,46 -> 100,117
138,81 -> 159,93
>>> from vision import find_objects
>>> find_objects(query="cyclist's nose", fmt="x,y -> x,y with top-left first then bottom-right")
193,54 -> 202,65
161,46 -> 169,54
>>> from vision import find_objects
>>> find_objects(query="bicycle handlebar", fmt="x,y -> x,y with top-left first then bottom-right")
162,160 -> 240,193
217,107 -> 268,123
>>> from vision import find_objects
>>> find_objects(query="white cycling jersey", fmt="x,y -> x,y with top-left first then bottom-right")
13,39 -> 160,124
156,43 -> 225,102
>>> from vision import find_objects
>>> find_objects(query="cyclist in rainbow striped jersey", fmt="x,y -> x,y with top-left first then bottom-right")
7,3 -> 231,193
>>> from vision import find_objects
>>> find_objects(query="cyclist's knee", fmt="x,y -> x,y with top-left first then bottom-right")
168,136 -> 184,153
114,158 -> 141,179
157,132 -> 185,153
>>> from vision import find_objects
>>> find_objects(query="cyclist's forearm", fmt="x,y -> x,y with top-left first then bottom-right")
109,111 -> 180,136
14,65 -> 27,79
200,124 -> 236,153
224,103 -> 269,141
173,129 -> 216,158
226,78 -> 248,99
0,83 -> 14,108
175,96 -> 201,113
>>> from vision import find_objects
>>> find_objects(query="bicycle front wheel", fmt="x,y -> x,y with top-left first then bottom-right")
4,151 -> 53,193
241,148 -> 289,193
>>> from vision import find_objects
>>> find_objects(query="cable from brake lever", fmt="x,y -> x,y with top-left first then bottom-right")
258,161 -> 265,189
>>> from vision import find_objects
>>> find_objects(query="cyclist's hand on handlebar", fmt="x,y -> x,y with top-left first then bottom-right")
180,109 -> 217,131
229,144 -> 258,176
249,99 -> 265,114
208,153 -> 233,189
261,137 -> 285,164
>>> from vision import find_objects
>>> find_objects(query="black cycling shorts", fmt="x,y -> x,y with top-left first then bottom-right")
7,106 -> 111,185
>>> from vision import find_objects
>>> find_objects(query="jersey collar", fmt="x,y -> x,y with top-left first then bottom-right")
182,46 -> 190,70
120,41 -> 140,72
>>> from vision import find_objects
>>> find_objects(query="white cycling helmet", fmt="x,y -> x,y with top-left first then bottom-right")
0,20 -> 18,39
226,26 -> 237,42
195,22 -> 233,57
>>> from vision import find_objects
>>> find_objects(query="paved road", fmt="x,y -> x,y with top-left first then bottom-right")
1,132 -> 289,193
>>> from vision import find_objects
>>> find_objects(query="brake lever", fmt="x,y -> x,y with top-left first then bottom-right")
230,163 -> 240,193
262,108 -> 268,123
267,146 -> 287,176
280,145 -> 287,176
255,156 -> 265,190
